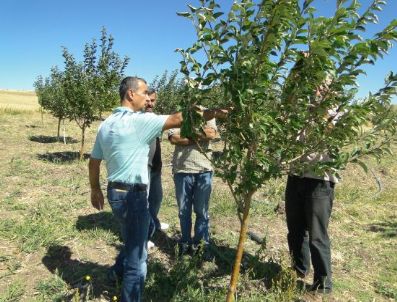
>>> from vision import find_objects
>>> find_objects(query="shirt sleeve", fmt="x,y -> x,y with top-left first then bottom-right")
136,113 -> 169,144
90,133 -> 103,159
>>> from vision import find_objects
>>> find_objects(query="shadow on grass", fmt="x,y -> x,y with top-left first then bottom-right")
145,242 -> 288,301
42,245 -> 116,301
368,220 -> 397,238
25,124 -> 39,128
76,212 -> 121,239
151,230 -> 179,259
37,151 -> 90,163
72,213 -> 287,300
41,242 -> 289,302
151,231 -> 263,279
76,212 -> 180,260
29,135 -> 78,144
207,241 -> 283,287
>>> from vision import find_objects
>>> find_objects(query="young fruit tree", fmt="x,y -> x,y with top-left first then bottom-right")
62,28 -> 129,159
177,0 -> 397,300
150,69 -> 225,114
34,67 -> 68,139
150,70 -> 185,114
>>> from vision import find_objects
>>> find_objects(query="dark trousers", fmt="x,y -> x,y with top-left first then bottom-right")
285,175 -> 334,289
148,169 -> 163,230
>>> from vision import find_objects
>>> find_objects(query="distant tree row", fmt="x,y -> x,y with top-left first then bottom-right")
151,69 -> 226,119
34,28 -> 206,160
34,28 -> 129,159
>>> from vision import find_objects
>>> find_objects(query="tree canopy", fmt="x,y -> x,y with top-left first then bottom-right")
35,28 -> 129,159
177,0 -> 397,299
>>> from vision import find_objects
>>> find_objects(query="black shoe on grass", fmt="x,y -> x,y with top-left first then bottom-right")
308,281 -> 332,294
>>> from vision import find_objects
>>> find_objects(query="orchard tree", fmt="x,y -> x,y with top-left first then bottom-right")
150,70 -> 185,114
62,28 -> 129,159
34,67 -> 68,139
150,69 -> 211,114
177,0 -> 397,300
151,69 -> 225,114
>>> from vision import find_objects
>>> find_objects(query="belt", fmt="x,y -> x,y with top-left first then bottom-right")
289,175 -> 335,187
108,182 -> 147,192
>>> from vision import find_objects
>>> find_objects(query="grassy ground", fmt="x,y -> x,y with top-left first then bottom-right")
0,95 -> 396,301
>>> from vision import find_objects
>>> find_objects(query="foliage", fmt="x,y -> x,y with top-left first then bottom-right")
34,67 -> 68,138
177,0 -> 397,299
150,70 -> 185,114
62,28 -> 129,158
34,27 -> 129,159
62,28 -> 129,121
150,69 -> 225,116
178,0 -> 397,188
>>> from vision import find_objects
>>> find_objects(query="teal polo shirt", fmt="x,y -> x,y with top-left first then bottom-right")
91,107 -> 168,185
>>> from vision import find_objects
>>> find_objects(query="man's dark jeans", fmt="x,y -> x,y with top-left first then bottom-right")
107,185 -> 150,302
285,175 -> 334,290
148,169 -> 163,230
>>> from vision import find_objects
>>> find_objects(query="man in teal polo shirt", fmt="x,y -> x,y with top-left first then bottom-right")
88,76 -> 228,302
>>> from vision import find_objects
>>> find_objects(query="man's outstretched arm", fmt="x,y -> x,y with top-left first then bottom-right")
162,107 -> 229,131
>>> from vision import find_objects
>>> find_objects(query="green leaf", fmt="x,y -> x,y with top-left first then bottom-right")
303,0 -> 315,11
176,12 -> 191,17
188,4 -> 198,12
213,12 -> 224,18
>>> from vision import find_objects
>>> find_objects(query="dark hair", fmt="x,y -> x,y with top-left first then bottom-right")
148,87 -> 156,95
119,76 -> 147,100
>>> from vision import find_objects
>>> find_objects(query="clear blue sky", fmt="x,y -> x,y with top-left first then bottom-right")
0,0 -> 396,101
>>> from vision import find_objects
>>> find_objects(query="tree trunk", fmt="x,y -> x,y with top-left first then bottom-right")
62,119 -> 66,144
226,191 -> 255,302
40,107 -> 44,126
57,118 -> 61,140
79,124 -> 86,160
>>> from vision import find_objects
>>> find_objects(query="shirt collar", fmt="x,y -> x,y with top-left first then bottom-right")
113,106 -> 144,114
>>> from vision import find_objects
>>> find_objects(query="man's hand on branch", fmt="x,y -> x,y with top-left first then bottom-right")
212,108 -> 230,119
191,104 -> 232,120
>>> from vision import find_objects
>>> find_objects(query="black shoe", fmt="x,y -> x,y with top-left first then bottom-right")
201,248 -> 214,262
192,243 -> 214,262
291,265 -> 309,279
295,269 -> 307,279
308,282 -> 332,294
177,243 -> 191,256
308,287 -> 332,294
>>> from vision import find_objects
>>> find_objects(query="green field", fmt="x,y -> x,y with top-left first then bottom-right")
0,92 -> 396,301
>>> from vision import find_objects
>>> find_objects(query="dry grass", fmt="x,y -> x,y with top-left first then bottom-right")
0,89 -> 39,111
0,104 -> 396,301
